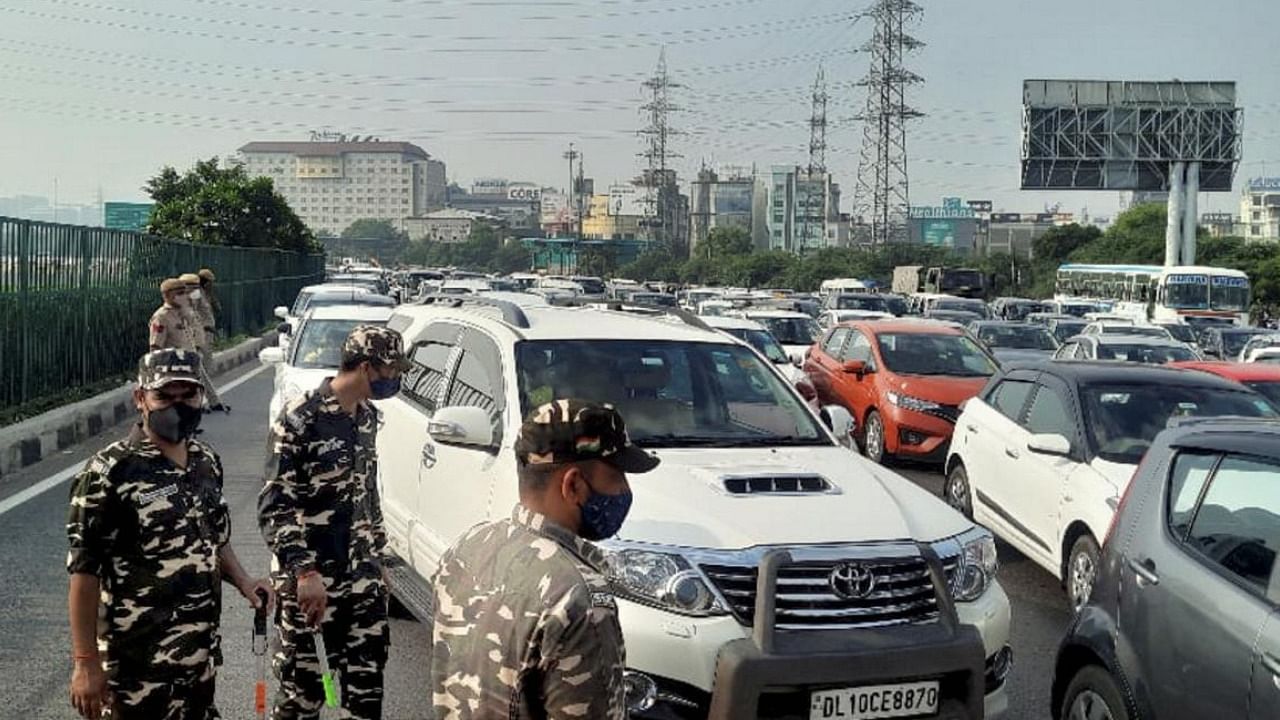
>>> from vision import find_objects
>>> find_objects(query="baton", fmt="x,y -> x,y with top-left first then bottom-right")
252,589 -> 270,718
313,630 -> 341,708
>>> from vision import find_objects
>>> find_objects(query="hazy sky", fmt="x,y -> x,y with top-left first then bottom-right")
2,0 -> 1278,216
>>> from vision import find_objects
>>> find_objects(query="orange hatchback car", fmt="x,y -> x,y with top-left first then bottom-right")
804,320 -> 1000,464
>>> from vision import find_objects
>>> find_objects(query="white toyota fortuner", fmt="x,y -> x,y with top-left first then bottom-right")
377,296 -> 1012,719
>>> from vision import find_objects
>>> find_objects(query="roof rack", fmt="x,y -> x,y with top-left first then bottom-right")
417,294 -> 530,329
558,298 -> 713,332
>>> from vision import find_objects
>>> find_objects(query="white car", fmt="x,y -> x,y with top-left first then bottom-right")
700,315 -> 806,387
732,308 -> 823,365
818,308 -> 894,328
945,360 -> 1276,612
274,283 -> 376,345
1079,320 -> 1173,340
377,297 -> 1013,718
258,304 -> 394,421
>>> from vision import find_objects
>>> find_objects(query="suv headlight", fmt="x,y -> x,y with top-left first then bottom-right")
886,391 -> 941,413
600,542 -> 727,617
937,527 -> 998,602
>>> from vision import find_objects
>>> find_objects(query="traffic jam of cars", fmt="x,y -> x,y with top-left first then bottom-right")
261,260 -> 1280,720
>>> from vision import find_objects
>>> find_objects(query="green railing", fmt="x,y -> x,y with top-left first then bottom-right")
0,216 -> 324,411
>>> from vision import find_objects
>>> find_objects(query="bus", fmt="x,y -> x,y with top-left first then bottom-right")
1054,263 -> 1251,326
819,277 -> 871,296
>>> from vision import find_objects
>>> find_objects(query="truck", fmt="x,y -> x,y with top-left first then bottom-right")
894,265 -> 988,299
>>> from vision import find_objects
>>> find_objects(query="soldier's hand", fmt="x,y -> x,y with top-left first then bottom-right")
70,659 -> 110,719
297,572 -> 328,627
240,577 -> 276,613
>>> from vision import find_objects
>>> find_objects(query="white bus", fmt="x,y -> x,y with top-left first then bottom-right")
819,277 -> 871,296
1055,263 -> 1250,326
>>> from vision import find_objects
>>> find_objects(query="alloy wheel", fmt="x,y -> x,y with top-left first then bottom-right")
1067,690 -> 1116,720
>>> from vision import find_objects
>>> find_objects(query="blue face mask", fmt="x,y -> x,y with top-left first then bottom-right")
578,481 -> 633,541
369,376 -> 401,400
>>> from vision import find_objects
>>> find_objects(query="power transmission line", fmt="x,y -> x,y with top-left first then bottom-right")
637,48 -> 684,251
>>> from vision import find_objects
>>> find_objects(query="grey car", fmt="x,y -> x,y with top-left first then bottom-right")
1054,334 -> 1201,364
1051,416 -> 1280,720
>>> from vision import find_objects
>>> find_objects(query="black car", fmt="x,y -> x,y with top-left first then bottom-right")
967,320 -> 1059,363
1052,417 -> 1280,720
1198,326 -> 1273,361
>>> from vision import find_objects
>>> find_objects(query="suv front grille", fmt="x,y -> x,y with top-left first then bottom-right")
701,554 -> 959,630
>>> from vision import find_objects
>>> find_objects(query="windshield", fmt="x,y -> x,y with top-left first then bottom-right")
883,296 -> 908,316
876,333 -> 998,377
1083,383 -> 1275,464
1245,381 -> 1280,408
934,299 -> 989,317
756,316 -> 821,345
1224,330 -> 1270,358
1099,325 -> 1168,338
290,319 -> 379,369
633,293 -> 677,307
836,295 -> 887,311
574,278 -> 606,295
1094,343 -> 1197,364
1161,324 -> 1197,343
1164,275 -> 1210,310
308,294 -> 394,309
1052,321 -> 1088,342
940,270 -> 982,290
976,324 -> 1058,350
1059,303 -> 1095,318
515,340 -> 828,448
725,328 -> 789,364
1211,276 -> 1249,312
290,290 -> 314,317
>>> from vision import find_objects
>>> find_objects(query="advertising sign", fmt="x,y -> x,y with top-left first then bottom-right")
1248,178 -> 1280,191
909,197 -> 975,220
507,184 -> 543,202
922,220 -> 957,247
967,200 -> 993,213
608,185 -> 651,217
103,202 -> 154,232
990,213 -> 1021,223
471,178 -> 508,195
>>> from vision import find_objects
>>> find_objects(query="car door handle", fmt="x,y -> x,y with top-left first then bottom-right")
1263,653 -> 1280,678
1004,446 -> 1020,459
420,443 -> 437,469
1127,557 -> 1160,586
966,424 -> 978,434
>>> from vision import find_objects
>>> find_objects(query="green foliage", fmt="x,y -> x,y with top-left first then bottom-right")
398,221 -> 531,275
697,226 -> 754,260
342,218 -> 408,242
145,158 -> 317,252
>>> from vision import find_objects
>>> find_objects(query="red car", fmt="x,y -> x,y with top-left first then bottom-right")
804,320 -> 1000,464
1169,361 -> 1280,408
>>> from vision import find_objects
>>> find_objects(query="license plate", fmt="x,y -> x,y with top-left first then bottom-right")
809,681 -> 940,719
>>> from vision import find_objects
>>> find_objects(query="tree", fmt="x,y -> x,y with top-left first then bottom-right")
618,248 -> 681,283
1032,223 -> 1102,264
145,158 -> 316,251
1070,204 -> 1166,264
699,226 -> 754,260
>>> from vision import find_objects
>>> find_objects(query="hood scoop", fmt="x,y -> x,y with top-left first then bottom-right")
720,473 -> 837,496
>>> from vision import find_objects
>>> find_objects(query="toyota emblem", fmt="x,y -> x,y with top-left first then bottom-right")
829,563 -> 877,600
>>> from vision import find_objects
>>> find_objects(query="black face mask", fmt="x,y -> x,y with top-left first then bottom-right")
146,403 -> 203,443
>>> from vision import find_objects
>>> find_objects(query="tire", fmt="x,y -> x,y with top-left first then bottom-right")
1060,665 -> 1132,720
1066,534 -> 1101,614
944,462 -> 974,520
863,409 -> 892,465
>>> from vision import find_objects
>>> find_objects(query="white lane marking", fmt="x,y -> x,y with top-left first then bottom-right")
0,362 -> 271,517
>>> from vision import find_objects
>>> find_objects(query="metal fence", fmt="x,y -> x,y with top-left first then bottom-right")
0,216 -> 325,410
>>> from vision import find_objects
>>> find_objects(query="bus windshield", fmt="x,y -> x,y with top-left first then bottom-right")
1164,274 -> 1209,310
1211,276 -> 1250,312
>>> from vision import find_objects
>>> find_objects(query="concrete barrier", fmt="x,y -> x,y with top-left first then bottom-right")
0,331 -> 278,482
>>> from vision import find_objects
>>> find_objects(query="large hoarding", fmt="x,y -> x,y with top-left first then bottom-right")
1021,80 -> 1241,192
608,185 -> 651,217
104,202 -> 154,232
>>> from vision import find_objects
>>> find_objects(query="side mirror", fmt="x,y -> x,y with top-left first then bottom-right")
258,346 -> 285,365
841,359 -> 868,375
790,351 -> 805,368
274,306 -> 289,320
428,406 -> 496,448
1027,433 -> 1072,457
277,323 -> 291,336
819,405 -> 857,448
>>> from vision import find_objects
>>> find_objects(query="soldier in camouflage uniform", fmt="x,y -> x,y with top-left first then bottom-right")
67,349 -> 272,720
258,324 -> 410,720
179,272 -> 229,413
431,399 -> 660,719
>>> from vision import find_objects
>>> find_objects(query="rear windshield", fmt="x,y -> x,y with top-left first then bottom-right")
1095,343 -> 1197,364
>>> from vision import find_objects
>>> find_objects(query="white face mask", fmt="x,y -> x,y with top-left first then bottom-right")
190,289 -> 202,300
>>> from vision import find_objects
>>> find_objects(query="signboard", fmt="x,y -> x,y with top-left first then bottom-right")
922,220 -> 958,247
1167,274 -> 1208,285
471,178 -> 508,195
103,202 -> 154,232
990,213 -> 1021,223
909,197 -> 975,220
967,200 -> 993,213
507,185 -> 543,202
1248,178 -> 1280,192
1202,212 -> 1234,224
1212,276 -> 1248,288
1022,79 -> 1241,192
608,185 -> 650,217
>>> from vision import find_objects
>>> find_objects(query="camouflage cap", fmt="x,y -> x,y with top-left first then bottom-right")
160,277 -> 186,293
515,399 -> 659,474
179,272 -> 201,286
198,268 -> 216,282
137,348 -> 204,390
341,324 -> 411,371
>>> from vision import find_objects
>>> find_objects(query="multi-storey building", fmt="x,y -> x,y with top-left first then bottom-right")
1241,178 -> 1280,242
238,140 -> 446,235
761,165 -> 841,254
689,166 -> 757,252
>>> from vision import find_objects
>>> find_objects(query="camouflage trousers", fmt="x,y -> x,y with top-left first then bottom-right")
198,347 -> 223,406
271,573 -> 389,720
103,661 -> 219,720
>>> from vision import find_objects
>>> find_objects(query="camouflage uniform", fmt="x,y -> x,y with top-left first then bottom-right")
257,325 -> 410,720
66,350 -> 229,720
431,399 -> 659,720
